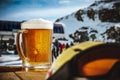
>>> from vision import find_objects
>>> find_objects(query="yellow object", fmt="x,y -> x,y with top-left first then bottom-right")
50,41 -> 104,74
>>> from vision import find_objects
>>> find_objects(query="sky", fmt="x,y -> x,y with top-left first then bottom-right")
0,0 -> 96,22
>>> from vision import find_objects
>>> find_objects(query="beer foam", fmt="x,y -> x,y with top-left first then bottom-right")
21,19 -> 53,29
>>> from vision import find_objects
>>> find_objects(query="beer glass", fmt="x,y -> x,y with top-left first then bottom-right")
16,19 -> 53,71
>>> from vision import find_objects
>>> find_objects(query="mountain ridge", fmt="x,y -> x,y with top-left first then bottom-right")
55,0 -> 120,44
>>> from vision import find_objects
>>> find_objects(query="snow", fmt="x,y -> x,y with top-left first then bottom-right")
0,54 -> 22,66
57,0 -> 120,43
60,12 -> 116,43
87,1 -> 118,10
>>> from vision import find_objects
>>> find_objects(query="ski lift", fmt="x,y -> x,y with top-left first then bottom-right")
53,22 -> 66,40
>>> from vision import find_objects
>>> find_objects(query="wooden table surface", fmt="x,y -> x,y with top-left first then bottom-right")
0,66 -> 48,80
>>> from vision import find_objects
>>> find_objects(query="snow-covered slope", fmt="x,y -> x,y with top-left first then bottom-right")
55,0 -> 120,44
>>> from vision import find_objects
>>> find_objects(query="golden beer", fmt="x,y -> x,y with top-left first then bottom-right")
22,29 -> 52,65
16,19 -> 53,71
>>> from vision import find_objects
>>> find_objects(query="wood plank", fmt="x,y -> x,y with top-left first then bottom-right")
16,71 -> 48,80
0,71 -> 48,80
0,66 -> 48,80
0,72 -> 21,80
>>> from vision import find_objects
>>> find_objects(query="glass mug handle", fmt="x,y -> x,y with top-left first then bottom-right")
16,30 -> 28,63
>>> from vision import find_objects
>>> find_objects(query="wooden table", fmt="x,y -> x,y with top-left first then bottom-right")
0,66 -> 48,80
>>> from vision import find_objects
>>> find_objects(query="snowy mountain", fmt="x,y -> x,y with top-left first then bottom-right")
55,0 -> 120,44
